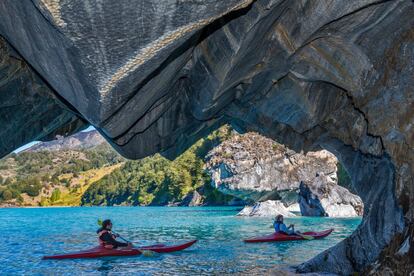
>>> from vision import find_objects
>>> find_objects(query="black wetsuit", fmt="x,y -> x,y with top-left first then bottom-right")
97,228 -> 128,248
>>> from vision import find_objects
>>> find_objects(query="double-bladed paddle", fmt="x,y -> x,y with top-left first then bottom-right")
270,221 -> 315,240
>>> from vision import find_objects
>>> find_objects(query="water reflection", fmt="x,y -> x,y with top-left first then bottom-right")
97,260 -> 114,272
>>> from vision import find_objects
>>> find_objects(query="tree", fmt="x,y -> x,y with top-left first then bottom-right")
21,177 -> 42,197
50,188 -> 61,202
1,189 -> 13,201
3,177 -> 12,186
51,176 -> 60,186
41,174 -> 50,182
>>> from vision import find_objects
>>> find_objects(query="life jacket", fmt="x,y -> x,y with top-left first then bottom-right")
97,229 -> 116,249
274,221 -> 281,232
274,222 -> 288,234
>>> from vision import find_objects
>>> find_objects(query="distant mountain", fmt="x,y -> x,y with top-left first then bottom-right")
0,129 -> 124,207
26,130 -> 106,152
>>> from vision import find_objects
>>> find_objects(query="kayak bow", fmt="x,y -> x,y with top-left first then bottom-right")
244,229 -> 333,243
43,240 -> 197,259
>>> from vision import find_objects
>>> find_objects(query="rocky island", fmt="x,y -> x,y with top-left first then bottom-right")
206,131 -> 363,218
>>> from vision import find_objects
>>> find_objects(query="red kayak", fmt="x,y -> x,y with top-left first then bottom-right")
244,229 -> 333,243
43,240 -> 197,259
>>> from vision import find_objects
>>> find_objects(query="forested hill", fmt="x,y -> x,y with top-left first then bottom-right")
0,131 -> 124,207
80,127 -> 236,206
0,128 -> 239,207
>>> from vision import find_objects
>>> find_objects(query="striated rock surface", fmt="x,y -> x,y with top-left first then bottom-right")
0,0 -> 253,159
206,132 -> 338,202
299,176 -> 363,217
0,37 -> 86,157
206,131 -> 363,218
237,200 -> 296,217
0,0 -> 413,274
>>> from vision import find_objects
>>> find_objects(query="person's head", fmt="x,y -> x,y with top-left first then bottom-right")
275,215 -> 284,222
102,219 -> 113,230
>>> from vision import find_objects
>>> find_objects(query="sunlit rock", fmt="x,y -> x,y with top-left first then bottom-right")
298,176 -> 363,217
206,132 -> 338,202
237,200 -> 296,217
206,131 -> 363,218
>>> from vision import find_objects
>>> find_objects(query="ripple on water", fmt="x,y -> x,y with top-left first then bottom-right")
0,207 -> 361,275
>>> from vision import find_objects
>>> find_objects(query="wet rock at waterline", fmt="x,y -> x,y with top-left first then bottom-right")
237,200 -> 296,217
177,191 -> 203,207
0,0 -> 413,274
286,203 -> 300,213
299,175 -> 364,218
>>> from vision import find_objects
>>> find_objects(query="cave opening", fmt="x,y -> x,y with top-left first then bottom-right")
216,117 -> 406,275
0,126 -> 368,274
0,0 -> 412,274
205,128 -> 371,271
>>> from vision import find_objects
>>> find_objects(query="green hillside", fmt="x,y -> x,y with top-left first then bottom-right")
0,127 -> 237,207
81,127 -> 235,206
0,143 -> 124,206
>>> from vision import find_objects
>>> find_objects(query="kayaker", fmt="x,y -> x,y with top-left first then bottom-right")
97,219 -> 132,249
273,215 -> 296,235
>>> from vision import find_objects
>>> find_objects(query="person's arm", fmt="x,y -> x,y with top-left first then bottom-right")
279,223 -> 288,233
100,232 -> 128,247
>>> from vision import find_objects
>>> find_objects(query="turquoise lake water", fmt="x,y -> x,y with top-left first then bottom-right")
0,207 -> 360,275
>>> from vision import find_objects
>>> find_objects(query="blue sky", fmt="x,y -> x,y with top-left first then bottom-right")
13,125 -> 96,153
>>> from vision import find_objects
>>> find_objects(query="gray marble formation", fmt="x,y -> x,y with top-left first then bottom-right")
0,0 -> 413,274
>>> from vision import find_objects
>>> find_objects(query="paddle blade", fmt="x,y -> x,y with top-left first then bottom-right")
299,234 -> 314,240
141,250 -> 156,257
97,219 -> 103,226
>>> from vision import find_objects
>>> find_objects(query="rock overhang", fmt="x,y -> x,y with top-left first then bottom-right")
0,0 -> 413,274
